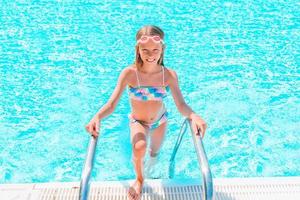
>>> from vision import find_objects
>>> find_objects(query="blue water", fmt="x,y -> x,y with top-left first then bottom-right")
0,1 -> 299,184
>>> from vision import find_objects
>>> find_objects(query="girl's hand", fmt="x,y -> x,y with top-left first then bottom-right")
85,116 -> 100,138
190,113 -> 207,138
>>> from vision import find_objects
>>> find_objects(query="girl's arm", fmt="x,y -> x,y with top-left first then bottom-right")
93,67 -> 129,120
169,69 -> 207,136
168,69 -> 196,119
86,67 -> 130,137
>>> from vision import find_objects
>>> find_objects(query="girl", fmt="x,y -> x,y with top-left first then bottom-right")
85,25 -> 207,200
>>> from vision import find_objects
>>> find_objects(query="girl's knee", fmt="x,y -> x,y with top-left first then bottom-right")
133,140 -> 147,152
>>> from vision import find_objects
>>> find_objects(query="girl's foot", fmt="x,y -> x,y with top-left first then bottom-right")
128,179 -> 144,200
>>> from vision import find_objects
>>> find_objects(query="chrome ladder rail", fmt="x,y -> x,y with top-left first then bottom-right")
169,118 -> 214,200
79,136 -> 98,200
79,118 -> 213,200
168,118 -> 188,178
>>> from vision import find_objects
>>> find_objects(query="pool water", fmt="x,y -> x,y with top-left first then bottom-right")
0,0 -> 299,183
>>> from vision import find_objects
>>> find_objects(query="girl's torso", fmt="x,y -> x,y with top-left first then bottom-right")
127,65 -> 169,123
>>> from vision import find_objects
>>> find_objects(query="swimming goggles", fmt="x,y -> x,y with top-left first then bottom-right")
137,35 -> 164,45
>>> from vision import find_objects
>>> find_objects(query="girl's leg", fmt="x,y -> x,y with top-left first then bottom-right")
128,120 -> 149,200
144,121 -> 167,178
149,121 -> 167,157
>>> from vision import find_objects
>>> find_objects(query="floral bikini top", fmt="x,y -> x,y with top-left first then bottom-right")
128,66 -> 170,101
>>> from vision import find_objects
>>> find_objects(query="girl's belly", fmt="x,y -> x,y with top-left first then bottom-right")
130,99 -> 166,123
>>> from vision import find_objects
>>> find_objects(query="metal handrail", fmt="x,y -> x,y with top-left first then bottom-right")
169,118 -> 188,178
79,118 -> 213,200
169,118 -> 214,200
79,136 -> 98,200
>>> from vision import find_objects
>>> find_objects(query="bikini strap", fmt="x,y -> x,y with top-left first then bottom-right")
135,68 -> 140,87
162,66 -> 165,86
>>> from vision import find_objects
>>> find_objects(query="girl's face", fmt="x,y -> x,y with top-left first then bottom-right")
138,38 -> 163,65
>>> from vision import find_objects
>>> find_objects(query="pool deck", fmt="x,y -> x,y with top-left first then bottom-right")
1,176 -> 300,200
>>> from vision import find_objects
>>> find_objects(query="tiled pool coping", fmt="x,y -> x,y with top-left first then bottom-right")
1,176 -> 300,200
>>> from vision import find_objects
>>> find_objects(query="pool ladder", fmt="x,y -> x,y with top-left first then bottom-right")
169,118 -> 214,200
79,118 -> 214,200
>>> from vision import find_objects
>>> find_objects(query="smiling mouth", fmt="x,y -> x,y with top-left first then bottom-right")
146,59 -> 155,62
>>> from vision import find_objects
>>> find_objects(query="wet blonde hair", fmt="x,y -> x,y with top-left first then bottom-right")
134,25 -> 165,70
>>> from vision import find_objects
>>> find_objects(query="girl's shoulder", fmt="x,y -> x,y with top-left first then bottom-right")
164,66 -> 177,78
119,64 -> 135,74
163,67 -> 179,85
121,65 -> 137,84
121,65 -> 176,84
123,64 -> 137,77
163,66 -> 174,72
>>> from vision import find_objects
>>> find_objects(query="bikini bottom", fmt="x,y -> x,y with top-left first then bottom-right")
128,111 -> 168,131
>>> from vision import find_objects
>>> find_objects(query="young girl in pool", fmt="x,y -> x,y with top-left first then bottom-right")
85,25 -> 207,200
